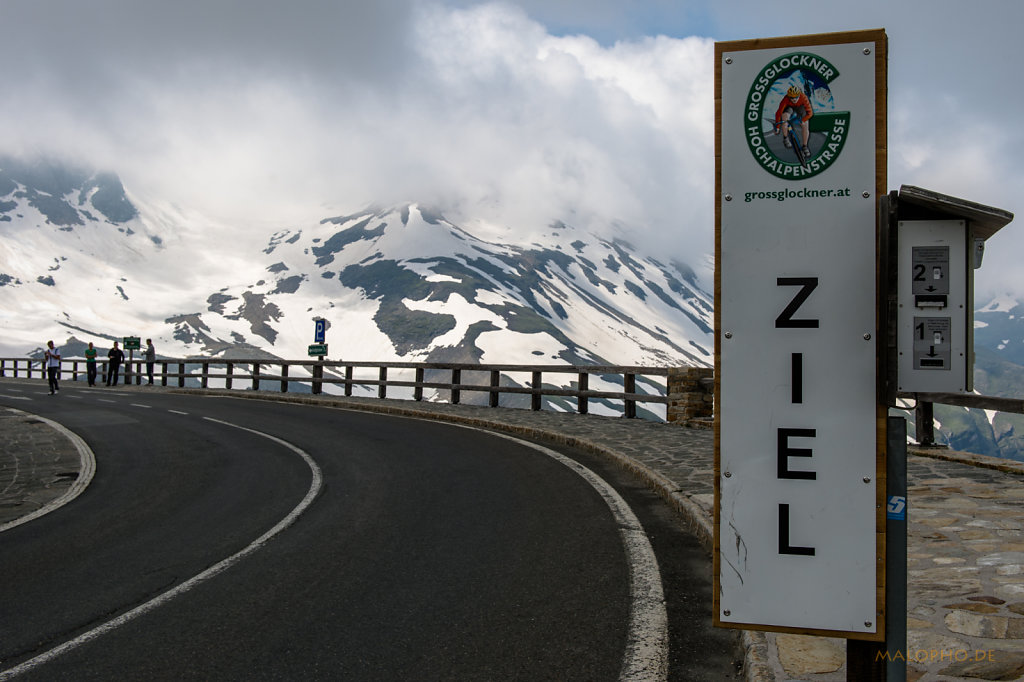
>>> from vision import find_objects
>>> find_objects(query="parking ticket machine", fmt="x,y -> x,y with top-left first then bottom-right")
895,185 -> 1013,394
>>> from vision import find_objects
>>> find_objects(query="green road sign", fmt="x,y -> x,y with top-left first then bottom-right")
124,336 -> 141,350
308,343 -> 328,357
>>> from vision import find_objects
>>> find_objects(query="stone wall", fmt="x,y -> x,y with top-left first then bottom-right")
666,367 -> 714,427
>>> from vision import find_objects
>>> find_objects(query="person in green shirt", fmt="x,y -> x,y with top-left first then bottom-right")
85,342 -> 98,386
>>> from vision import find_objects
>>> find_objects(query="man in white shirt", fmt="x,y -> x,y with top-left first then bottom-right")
45,340 -> 61,395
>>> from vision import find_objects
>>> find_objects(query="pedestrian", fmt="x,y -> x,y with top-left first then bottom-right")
44,340 -> 61,395
145,338 -> 156,385
85,341 -> 98,386
106,341 -> 125,386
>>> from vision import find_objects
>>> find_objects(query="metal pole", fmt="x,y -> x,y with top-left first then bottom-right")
886,416 -> 908,681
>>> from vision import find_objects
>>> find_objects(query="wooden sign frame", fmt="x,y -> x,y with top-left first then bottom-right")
714,29 -> 888,640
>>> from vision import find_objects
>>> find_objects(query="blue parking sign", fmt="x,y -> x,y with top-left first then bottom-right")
314,319 -> 326,344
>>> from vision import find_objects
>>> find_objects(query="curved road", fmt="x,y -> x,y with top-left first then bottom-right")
0,381 -> 740,680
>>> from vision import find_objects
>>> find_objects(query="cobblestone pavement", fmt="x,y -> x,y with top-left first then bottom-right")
3,382 -> 1024,681
0,406 -> 85,530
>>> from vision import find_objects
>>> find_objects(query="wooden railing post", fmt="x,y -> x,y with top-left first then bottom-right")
531,371 -> 542,411
311,362 -> 321,395
577,371 -> 589,414
281,364 -> 289,393
226,362 -> 234,390
414,367 -> 424,401
378,367 -> 387,399
451,368 -> 461,405
201,362 -> 210,389
489,370 -> 500,408
624,373 -> 637,419
251,363 -> 260,391
345,365 -> 353,396
178,362 -> 186,388
915,400 -> 936,446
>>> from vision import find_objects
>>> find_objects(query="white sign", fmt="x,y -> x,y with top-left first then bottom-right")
715,31 -> 886,638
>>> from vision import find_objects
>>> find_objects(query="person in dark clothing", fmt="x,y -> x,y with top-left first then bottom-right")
106,341 -> 125,386
85,341 -> 98,386
145,339 -> 156,385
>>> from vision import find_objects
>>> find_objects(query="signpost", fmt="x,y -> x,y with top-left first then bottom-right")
310,318 -> 327,395
714,30 -> 887,639
123,336 -> 141,384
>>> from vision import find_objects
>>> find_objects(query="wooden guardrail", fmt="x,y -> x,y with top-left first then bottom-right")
898,391 -> 1024,447
7,355 -> 1019,439
0,357 -> 714,422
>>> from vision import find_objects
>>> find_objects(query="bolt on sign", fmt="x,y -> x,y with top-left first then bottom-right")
714,30 -> 887,639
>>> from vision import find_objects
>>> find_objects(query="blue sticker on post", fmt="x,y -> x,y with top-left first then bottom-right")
887,495 -> 906,520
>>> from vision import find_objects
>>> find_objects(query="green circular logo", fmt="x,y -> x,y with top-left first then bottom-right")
744,51 -> 850,180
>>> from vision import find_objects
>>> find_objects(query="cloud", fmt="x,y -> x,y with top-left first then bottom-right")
3,1 -> 717,264
1,0 -> 1021,298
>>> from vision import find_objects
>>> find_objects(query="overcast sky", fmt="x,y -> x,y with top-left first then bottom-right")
3,0 -> 1022,298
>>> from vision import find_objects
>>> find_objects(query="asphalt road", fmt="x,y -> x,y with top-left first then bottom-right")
0,382 -> 741,680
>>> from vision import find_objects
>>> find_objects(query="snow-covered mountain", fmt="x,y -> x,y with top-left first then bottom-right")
5,155 -> 1020,455
0,156 -> 714,375
927,296 -> 1024,461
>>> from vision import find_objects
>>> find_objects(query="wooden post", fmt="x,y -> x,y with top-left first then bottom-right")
161,362 -> 168,387
226,362 -> 234,390
178,362 -> 186,388
915,400 -> 935,446
378,367 -> 387,399
624,373 -> 637,419
489,370 -> 500,408
251,363 -> 260,391
345,365 -> 353,397
311,361 -> 322,395
531,371 -> 542,411
451,368 -> 461,405
281,364 -> 289,393
414,367 -> 424,401
202,362 -> 210,389
577,371 -> 589,414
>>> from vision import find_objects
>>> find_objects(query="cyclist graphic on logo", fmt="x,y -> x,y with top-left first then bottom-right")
774,85 -> 813,162
744,52 -> 850,179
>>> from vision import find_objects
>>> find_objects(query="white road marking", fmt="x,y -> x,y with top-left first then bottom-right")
371,412 -> 670,682
0,410 -> 97,534
219,395 -> 670,680
130,404 -> 151,409
0,394 -> 31,401
0,418 -> 323,680
168,410 -> 189,416
97,399 -> 116,404
478,428 -> 669,682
